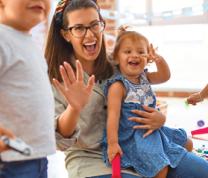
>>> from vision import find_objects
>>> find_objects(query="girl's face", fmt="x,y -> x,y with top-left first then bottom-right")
63,8 -> 103,66
0,0 -> 50,32
116,37 -> 148,82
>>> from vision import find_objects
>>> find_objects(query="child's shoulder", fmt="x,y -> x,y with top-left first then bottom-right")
103,73 -> 128,96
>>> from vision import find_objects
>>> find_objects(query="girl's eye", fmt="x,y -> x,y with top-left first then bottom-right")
124,50 -> 131,54
138,51 -> 145,54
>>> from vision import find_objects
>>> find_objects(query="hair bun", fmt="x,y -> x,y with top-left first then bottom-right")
117,25 -> 130,36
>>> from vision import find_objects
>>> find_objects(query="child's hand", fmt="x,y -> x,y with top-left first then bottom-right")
0,126 -> 15,152
107,143 -> 123,163
53,60 -> 95,112
148,44 -> 163,63
187,92 -> 203,105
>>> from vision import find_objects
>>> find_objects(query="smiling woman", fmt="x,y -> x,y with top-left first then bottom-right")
44,0 -> 208,178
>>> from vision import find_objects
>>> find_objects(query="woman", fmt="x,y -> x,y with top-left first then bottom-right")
45,0 -> 208,177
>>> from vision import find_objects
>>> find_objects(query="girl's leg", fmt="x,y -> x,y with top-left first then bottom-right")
167,152 -> 208,178
184,138 -> 193,152
154,166 -> 168,178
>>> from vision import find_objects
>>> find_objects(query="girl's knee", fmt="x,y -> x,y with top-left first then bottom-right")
184,138 -> 193,152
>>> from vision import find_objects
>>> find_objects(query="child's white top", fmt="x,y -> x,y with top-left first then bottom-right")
0,24 -> 56,161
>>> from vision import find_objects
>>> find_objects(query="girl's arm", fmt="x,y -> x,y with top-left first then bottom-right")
107,82 -> 124,162
53,61 -> 95,137
147,44 -> 171,84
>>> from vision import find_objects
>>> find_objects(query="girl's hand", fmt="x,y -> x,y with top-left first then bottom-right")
128,105 -> 166,138
187,92 -> 203,105
148,44 -> 162,63
107,143 -> 123,163
0,126 -> 15,152
53,60 -> 95,112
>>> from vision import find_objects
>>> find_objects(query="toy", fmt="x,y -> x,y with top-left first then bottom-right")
197,120 -> 205,127
184,100 -> 189,108
191,127 -> 208,141
112,154 -> 121,178
0,136 -> 32,156
194,145 -> 208,161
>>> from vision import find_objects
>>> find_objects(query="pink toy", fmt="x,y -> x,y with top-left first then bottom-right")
112,154 -> 121,178
191,127 -> 208,135
191,127 -> 208,141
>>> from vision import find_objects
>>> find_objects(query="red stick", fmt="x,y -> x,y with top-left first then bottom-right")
112,154 -> 121,178
191,127 -> 208,135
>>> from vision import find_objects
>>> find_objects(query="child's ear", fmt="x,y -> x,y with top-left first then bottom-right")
60,29 -> 70,42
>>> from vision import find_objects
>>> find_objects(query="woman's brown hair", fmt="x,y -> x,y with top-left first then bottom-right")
45,0 -> 113,82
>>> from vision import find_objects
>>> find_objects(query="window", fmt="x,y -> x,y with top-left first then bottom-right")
116,0 -> 208,91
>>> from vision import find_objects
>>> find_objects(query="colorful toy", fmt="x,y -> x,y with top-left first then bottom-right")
191,127 -> 208,141
194,144 -> 208,161
112,154 -> 121,178
184,100 -> 189,108
191,127 -> 208,135
197,120 -> 205,127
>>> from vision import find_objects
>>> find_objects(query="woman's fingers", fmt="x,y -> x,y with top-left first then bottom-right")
142,105 -> 155,112
143,129 -> 154,138
63,62 -> 76,83
52,78 -> 66,96
131,109 -> 150,118
86,75 -> 95,93
59,65 -> 71,88
133,124 -> 151,129
75,60 -> 84,82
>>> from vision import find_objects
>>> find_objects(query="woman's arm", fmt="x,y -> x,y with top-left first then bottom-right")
128,105 -> 166,138
53,61 -> 95,137
107,82 -> 124,162
147,44 -> 171,84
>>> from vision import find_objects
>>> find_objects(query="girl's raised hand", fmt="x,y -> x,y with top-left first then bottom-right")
53,60 -> 95,112
148,44 -> 162,63
128,105 -> 166,138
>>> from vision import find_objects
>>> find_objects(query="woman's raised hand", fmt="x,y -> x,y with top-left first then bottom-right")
128,105 -> 166,138
53,60 -> 95,112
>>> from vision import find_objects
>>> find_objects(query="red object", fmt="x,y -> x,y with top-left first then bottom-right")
112,154 -> 121,178
191,127 -> 208,135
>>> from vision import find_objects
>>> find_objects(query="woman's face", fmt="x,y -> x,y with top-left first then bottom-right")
63,8 -> 103,65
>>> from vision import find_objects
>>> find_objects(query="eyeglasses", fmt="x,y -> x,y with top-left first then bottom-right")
64,21 -> 105,38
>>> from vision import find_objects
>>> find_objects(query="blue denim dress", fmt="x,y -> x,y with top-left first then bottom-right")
102,71 -> 188,177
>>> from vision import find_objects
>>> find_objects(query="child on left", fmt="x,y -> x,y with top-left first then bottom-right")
0,0 -> 57,178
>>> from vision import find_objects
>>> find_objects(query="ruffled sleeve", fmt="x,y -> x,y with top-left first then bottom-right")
103,73 -> 130,98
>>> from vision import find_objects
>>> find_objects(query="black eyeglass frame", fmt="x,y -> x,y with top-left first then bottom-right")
63,20 -> 105,38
